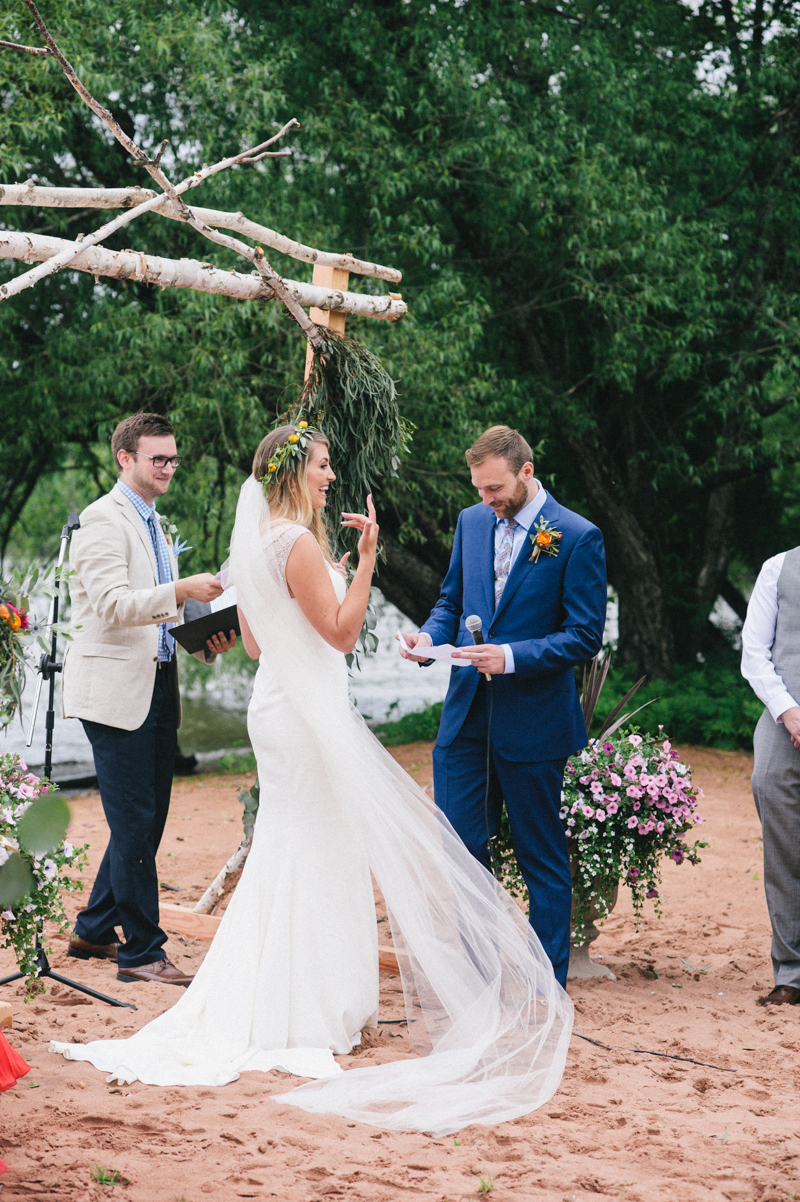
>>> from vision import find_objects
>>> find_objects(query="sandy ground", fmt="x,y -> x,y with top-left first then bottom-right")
0,743 -> 798,1202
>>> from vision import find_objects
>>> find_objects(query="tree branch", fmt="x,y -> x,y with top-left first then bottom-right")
702,107 -> 791,210
0,36 -> 49,54
0,229 -> 408,318
16,0 -> 326,349
0,184 -> 403,282
0,125 -> 298,303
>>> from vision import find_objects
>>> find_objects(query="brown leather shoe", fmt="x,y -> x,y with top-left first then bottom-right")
757,985 -> 800,1007
116,958 -> 194,987
68,936 -> 121,962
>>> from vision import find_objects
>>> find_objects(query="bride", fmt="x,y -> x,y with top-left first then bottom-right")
51,423 -> 573,1135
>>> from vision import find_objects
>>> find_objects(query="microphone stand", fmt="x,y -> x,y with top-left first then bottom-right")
0,514 -> 136,1010
465,616 -> 497,877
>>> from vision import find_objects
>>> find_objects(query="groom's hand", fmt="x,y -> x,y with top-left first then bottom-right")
397,632 -> 432,662
453,644 -> 507,674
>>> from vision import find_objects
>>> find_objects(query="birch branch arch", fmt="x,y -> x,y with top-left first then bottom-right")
0,0 -> 406,359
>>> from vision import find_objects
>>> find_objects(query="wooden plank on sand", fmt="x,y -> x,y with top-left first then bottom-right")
160,902 -> 221,941
0,1001 -> 12,1029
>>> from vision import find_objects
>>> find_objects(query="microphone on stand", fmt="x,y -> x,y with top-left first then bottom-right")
465,614 -> 491,682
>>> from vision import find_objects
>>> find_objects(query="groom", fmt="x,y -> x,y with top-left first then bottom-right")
400,425 -> 606,986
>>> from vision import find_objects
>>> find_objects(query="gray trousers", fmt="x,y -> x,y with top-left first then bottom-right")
752,708 -> 800,989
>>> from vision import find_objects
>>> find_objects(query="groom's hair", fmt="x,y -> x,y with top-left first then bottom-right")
465,425 -> 533,475
111,411 -> 176,473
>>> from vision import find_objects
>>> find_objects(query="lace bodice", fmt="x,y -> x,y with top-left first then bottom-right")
267,523 -> 313,586
265,523 -> 346,602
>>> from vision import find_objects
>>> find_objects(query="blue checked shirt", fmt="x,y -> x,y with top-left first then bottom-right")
116,481 -> 175,661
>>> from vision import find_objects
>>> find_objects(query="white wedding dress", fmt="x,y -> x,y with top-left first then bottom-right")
51,477 -> 573,1135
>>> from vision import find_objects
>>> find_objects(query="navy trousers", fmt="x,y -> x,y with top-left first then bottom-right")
432,682 -> 572,986
75,666 -> 177,968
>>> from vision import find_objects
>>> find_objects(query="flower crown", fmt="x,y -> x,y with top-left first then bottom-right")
260,421 -> 321,488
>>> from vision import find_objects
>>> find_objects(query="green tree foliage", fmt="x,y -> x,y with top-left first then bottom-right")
2,0 -> 800,681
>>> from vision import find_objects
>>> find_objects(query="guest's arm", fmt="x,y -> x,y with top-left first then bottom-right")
71,509 -> 179,627
741,552 -> 798,725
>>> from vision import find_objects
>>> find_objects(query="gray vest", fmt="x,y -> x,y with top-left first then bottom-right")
772,547 -> 800,702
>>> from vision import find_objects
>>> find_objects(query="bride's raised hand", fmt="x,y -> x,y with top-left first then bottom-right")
341,494 -> 379,561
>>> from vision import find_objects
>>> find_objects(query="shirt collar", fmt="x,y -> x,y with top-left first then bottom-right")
495,481 -> 547,532
116,479 -> 156,522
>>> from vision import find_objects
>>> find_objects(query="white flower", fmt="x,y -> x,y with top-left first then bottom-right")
0,847 -> 8,867
1,909 -> 14,921
62,842 -> 74,859
42,859 -> 57,880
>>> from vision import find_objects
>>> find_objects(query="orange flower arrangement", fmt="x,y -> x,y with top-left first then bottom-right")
529,517 -> 563,562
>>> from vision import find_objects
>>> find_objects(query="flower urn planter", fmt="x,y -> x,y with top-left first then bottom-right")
567,854 -> 618,981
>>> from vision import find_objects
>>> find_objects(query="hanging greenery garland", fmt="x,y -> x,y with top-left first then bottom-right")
288,331 -> 414,550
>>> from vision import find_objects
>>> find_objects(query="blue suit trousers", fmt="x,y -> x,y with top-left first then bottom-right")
75,666 -> 177,968
432,681 -> 572,986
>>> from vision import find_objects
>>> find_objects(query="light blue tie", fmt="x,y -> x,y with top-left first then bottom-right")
494,518 -> 517,607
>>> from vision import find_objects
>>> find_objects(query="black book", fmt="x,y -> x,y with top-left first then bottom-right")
172,603 -> 240,655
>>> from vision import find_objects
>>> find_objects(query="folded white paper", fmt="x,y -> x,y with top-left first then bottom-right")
397,632 -> 469,667
210,585 -> 238,614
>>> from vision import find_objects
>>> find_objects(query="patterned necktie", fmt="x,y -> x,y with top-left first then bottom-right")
147,513 -> 174,661
494,517 -> 517,607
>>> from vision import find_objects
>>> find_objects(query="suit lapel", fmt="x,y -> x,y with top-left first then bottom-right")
480,506 -> 496,618
493,494 -> 562,620
113,490 -> 158,583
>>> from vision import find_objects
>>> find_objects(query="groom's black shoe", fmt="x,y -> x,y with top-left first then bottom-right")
117,958 -> 194,987
68,936 -> 121,962
757,985 -> 800,1007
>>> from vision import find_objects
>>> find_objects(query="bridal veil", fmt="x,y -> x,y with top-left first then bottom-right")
230,475 -> 573,1134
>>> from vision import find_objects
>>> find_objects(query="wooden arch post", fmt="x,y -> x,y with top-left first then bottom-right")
304,263 -> 350,380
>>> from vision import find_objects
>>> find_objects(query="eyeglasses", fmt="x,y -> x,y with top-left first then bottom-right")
130,452 -> 183,469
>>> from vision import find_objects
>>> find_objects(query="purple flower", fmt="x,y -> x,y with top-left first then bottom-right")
628,734 -> 643,747
606,801 -> 619,815
628,867 -> 640,879
646,887 -> 658,898
671,849 -> 684,864
582,805 -> 595,818
595,809 -> 606,822
603,742 -> 614,755
609,772 -> 622,787
627,816 -> 638,829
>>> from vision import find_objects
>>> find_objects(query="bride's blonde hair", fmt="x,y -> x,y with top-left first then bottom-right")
252,425 -> 334,563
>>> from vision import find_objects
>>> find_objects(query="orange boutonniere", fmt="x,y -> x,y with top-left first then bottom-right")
529,516 -> 563,562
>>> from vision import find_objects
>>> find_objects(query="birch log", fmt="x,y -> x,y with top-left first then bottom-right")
0,184 -> 402,283
193,838 -> 251,915
0,230 -> 408,319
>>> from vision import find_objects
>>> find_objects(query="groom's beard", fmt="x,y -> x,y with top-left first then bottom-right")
491,478 -> 529,520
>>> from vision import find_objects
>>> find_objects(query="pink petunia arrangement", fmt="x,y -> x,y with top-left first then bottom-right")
561,728 -> 706,941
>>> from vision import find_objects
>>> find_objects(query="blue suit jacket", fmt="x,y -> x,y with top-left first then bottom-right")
420,493 -> 607,762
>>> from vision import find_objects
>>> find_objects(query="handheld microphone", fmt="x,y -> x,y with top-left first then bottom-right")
465,614 -> 491,681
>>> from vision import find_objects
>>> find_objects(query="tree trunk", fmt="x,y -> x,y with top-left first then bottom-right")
695,481 -> 736,648
566,433 -> 675,680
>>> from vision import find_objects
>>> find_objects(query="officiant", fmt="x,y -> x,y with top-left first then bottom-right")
62,411 -> 237,988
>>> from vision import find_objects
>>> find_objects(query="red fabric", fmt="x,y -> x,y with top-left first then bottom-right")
0,1029 -> 31,1091
0,1157 -> 7,1175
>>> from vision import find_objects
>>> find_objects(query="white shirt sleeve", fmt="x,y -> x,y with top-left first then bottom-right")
502,644 -> 515,674
741,552 -> 797,723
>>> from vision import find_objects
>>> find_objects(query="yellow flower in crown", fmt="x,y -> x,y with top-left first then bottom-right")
260,421 -> 323,495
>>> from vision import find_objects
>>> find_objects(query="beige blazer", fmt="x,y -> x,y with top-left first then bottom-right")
62,487 -> 190,731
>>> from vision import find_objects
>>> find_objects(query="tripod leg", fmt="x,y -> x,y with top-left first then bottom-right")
42,970 -> 137,1010
0,971 -> 24,986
